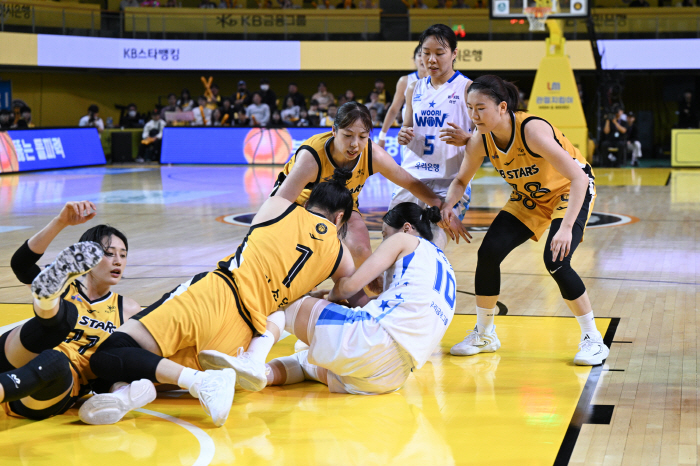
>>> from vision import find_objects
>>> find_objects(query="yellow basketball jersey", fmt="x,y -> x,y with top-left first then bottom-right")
483,111 -> 596,240
217,203 -> 343,334
272,131 -> 373,210
56,282 -> 124,386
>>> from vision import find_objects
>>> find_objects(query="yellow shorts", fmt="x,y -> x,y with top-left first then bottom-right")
135,272 -> 254,368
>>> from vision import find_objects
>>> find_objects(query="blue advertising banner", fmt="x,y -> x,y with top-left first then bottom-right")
0,128 -> 106,173
160,127 -> 403,165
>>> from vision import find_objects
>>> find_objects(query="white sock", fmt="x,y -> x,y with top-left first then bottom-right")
247,310 -> 286,363
576,311 -> 598,336
476,306 -> 495,333
34,297 -> 59,311
177,367 -> 204,397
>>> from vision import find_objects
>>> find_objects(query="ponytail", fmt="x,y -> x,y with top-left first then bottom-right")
468,75 -> 522,112
383,202 -> 441,241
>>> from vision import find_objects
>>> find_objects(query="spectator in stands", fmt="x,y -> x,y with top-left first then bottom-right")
267,110 -> 285,128
211,108 -> 223,126
221,98 -> 235,125
178,89 -> 195,112
306,100 -> 321,126
338,95 -> 348,106
367,78 -> 391,105
160,93 -> 181,121
207,83 -> 222,110
358,0 -> 375,7
629,0 -> 650,6
311,82 -> 335,111
336,0 -> 356,7
14,106 -> 34,129
602,105 -> 627,166
344,89 -> 356,102
247,92 -> 270,127
199,0 -> 216,7
119,103 -> 144,129
257,78 -> 278,111
79,105 -> 104,134
626,111 -> 642,166
281,97 -> 301,126
320,103 -> 338,126
192,96 -> 213,126
370,107 -> 382,127
120,0 -> 139,9
474,0 -> 486,7
365,91 -> 385,116
0,109 -> 12,130
678,90 -> 699,128
408,0 -> 428,8
137,110 -> 166,163
297,109 -> 310,127
315,0 -> 335,8
285,83 -> 306,109
233,80 -> 251,112
235,108 -> 250,127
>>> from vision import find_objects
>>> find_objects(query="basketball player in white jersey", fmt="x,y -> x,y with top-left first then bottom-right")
377,44 -> 428,148
396,24 -> 475,248
198,202 -> 456,395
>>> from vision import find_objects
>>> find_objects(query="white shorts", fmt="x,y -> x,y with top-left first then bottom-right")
390,178 -> 471,221
309,301 -> 414,395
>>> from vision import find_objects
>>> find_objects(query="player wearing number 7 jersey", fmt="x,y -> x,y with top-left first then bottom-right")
0,201 -> 146,421
440,75 -> 607,366
81,170 -> 358,427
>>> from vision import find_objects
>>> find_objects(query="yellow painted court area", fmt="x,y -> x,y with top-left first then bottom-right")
0,306 -> 609,466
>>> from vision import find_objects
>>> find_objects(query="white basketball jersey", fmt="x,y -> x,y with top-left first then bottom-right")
403,71 -> 472,181
364,237 -> 456,369
401,71 -> 420,122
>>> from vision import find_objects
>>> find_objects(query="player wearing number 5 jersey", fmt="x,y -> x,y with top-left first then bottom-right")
397,24 -> 474,248
0,202 -> 146,421
82,171 -> 358,427
441,75 -> 608,366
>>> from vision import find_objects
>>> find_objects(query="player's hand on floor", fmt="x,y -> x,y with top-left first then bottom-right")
439,122 -> 470,146
397,127 -> 414,146
57,201 -> 97,227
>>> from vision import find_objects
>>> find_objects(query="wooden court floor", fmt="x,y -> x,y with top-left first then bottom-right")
0,165 -> 697,465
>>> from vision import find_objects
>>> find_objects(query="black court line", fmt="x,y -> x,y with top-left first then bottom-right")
553,317 -> 620,466
456,290 -> 508,315
611,341 -> 633,344
604,369 -> 625,372
453,270 -> 699,287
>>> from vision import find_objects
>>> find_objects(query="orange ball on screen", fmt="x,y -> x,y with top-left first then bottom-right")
243,128 -> 293,165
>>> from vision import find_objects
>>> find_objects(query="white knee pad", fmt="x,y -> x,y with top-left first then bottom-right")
283,296 -> 311,335
277,354 -> 305,385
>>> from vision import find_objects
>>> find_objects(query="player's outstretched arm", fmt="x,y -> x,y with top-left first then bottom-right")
329,233 -> 419,302
378,75 -> 408,148
372,142 -> 442,209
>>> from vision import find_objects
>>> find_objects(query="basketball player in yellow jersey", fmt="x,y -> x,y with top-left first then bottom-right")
439,75 -> 609,366
0,201 -> 151,421
82,173 -> 358,427
271,101 -> 447,289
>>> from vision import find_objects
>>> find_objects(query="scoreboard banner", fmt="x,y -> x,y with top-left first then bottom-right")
160,127 -> 402,165
0,128 -> 106,173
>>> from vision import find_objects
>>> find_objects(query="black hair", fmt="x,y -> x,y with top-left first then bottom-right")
418,24 -> 457,54
20,106 -> 31,114
382,202 -> 442,241
198,95 -> 207,102
180,88 -> 191,99
168,93 -> 177,99
127,103 -> 137,109
467,75 -> 522,113
413,44 -> 422,58
260,78 -> 270,84
211,83 -> 219,89
333,101 -> 372,133
79,225 -> 129,252
306,169 -> 354,235
88,104 -> 99,114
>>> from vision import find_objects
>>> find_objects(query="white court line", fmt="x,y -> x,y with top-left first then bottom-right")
0,318 -> 31,335
135,408 -> 216,466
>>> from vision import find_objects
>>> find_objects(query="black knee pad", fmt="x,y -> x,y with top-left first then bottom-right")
29,350 -> 73,401
8,391 -> 74,420
546,263 -> 586,301
90,333 -> 160,385
475,241 -> 504,297
0,332 -> 14,372
20,300 -> 79,353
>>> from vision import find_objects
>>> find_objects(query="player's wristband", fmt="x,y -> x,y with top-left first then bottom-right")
378,131 -> 387,140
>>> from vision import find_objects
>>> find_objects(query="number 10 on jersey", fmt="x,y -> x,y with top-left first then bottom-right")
433,259 -> 456,310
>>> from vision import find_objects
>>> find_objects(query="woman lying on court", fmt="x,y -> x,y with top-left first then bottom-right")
0,201 -> 149,420
271,101 -> 462,292
79,171 -> 360,426
437,74 -> 609,366
198,202 -> 457,395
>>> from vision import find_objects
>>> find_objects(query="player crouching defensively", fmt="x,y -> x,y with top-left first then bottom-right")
199,202 -> 457,395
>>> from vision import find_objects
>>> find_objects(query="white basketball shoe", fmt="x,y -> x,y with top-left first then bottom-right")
79,379 -> 157,425
198,348 -> 268,392
574,332 -> 610,366
194,369 -> 237,427
32,241 -> 104,301
450,325 -> 501,356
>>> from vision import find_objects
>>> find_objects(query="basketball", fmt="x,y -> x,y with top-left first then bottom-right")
0,133 -> 19,173
243,128 -> 293,165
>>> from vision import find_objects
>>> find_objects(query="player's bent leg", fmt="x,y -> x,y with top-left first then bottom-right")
0,350 -> 72,407
79,379 -> 157,425
8,390 -> 75,421
31,242 -> 104,318
266,350 -> 328,387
